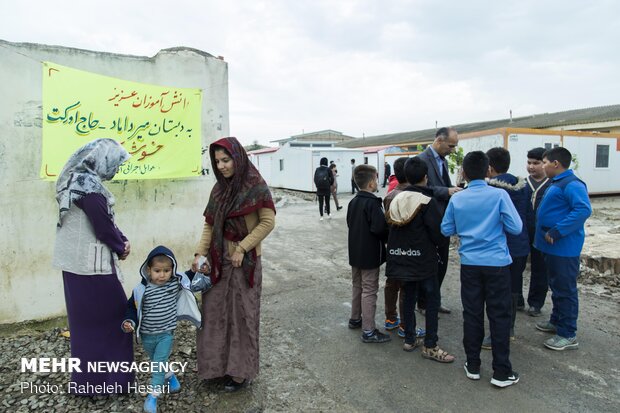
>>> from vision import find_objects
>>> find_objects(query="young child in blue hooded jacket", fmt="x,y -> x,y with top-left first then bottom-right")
122,245 -> 204,413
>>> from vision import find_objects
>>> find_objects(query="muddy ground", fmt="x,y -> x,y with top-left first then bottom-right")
1,191 -> 619,412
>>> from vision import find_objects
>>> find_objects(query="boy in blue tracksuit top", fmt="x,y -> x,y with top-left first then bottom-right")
534,147 -> 591,351
122,245 -> 203,413
441,151 -> 522,388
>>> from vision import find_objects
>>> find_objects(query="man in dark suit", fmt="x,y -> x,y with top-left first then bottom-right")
416,127 -> 462,314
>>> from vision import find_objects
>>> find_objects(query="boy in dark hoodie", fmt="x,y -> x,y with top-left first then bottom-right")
483,147 -> 530,348
383,157 -> 414,336
122,246 -> 204,413
346,164 -> 390,343
385,157 -> 454,362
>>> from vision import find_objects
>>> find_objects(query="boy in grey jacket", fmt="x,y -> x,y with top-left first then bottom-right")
122,245 -> 204,413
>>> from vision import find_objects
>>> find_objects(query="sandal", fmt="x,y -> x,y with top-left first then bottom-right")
421,345 -> 455,363
403,342 -> 418,352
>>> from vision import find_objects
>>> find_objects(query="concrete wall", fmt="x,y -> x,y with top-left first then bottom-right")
0,40 -> 229,323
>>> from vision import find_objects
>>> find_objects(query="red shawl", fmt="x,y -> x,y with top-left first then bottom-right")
203,137 -> 275,287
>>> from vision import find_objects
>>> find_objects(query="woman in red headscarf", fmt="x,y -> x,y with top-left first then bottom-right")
192,137 -> 276,392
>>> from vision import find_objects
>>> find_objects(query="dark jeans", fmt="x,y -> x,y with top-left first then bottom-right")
527,246 -> 548,310
510,255 -> 528,327
402,277 -> 439,348
417,242 -> 449,309
510,255 -> 528,295
384,278 -> 403,322
461,264 -> 512,376
351,179 -> 359,194
544,254 -> 579,338
318,193 -> 331,216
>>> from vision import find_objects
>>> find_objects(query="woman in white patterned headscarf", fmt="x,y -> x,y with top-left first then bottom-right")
52,138 -> 135,395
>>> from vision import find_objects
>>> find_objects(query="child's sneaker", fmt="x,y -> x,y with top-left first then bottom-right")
397,326 -> 425,338
143,394 -> 158,413
490,371 -> 520,388
481,335 -> 492,350
384,318 -> 400,330
544,335 -> 578,351
348,318 -> 362,329
535,321 -> 557,333
361,329 -> 391,343
166,373 -> 181,393
319,216 -> 324,221
464,362 -> 480,380
527,307 -> 542,317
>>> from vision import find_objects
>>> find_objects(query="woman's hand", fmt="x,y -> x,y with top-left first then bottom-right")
122,321 -> 134,333
231,249 -> 244,268
192,255 -> 210,273
119,241 -> 131,260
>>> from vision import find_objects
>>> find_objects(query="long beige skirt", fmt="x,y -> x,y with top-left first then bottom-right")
196,255 -> 262,380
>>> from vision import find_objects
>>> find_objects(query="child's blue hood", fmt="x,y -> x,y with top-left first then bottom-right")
139,245 -> 178,284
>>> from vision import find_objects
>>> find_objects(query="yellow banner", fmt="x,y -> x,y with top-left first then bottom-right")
41,62 -> 202,180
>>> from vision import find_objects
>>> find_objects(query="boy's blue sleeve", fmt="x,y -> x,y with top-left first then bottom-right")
440,200 -> 456,236
547,181 -> 592,240
500,191 -> 523,235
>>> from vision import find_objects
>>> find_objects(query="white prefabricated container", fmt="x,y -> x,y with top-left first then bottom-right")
266,146 -> 365,193
458,128 -> 620,194
248,147 -> 278,185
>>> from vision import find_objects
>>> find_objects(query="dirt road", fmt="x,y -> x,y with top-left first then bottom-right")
2,192 -> 619,412
251,192 -> 619,412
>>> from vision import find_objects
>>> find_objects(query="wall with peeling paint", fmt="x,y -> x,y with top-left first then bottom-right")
0,40 -> 229,323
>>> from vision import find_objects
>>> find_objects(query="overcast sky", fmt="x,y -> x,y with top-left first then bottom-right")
2,0 -> 619,146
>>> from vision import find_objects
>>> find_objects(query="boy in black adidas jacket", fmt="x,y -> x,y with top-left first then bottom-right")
346,164 -> 390,343
385,157 -> 455,362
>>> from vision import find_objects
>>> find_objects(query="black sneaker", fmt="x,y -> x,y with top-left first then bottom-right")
361,329 -> 391,343
464,362 -> 480,380
527,307 -> 542,317
224,378 -> 249,392
491,371 -> 519,388
348,318 -> 362,329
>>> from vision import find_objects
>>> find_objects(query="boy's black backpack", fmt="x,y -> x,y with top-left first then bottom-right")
314,166 -> 332,190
